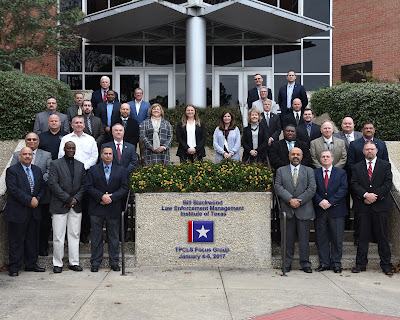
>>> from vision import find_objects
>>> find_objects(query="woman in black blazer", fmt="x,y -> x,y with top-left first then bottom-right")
242,108 -> 269,163
176,105 -> 206,162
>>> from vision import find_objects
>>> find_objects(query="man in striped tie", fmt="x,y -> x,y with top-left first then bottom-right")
350,141 -> 393,276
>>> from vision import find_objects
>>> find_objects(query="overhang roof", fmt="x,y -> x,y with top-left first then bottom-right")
80,0 -> 333,43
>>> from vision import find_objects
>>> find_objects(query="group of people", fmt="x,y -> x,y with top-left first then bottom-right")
5,72 -> 394,277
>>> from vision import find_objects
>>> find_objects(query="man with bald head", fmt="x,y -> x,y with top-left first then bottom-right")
275,147 -> 316,273
5,147 -> 47,276
333,117 -> 363,151
111,103 -> 140,147
282,98 -> 305,128
38,114 -> 68,160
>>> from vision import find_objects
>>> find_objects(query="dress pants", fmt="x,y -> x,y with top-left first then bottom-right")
90,215 -> 120,267
355,210 -> 392,269
80,194 -> 90,241
315,213 -> 345,268
8,214 -> 39,272
280,216 -> 311,269
52,208 -> 82,267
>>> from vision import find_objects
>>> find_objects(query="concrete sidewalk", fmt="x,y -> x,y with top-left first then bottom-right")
0,267 -> 399,320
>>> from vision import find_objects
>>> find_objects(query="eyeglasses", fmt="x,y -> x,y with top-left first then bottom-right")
254,78 -> 262,80
26,138 -> 38,141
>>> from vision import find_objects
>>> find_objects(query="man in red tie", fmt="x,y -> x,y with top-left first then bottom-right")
90,76 -> 119,115
313,150 -> 348,273
350,141 -> 393,275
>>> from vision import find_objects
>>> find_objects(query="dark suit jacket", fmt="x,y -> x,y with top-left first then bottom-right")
247,87 -> 272,107
278,83 -> 308,118
66,106 -> 80,126
112,117 -> 140,147
48,157 -> 86,214
176,121 -> 206,158
83,115 -> 105,148
260,112 -> 281,142
296,122 -> 321,146
347,137 -> 389,169
91,89 -> 119,114
127,100 -> 151,125
313,166 -> 348,218
4,163 -> 46,223
95,101 -> 122,129
269,139 -> 312,170
282,111 -> 305,128
101,141 -> 137,174
333,130 -> 363,151
351,159 -> 392,213
85,163 -> 129,218
242,124 -> 269,162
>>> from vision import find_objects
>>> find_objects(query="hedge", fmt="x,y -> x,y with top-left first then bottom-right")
0,70 -> 74,140
164,106 -> 243,148
310,82 -> 400,141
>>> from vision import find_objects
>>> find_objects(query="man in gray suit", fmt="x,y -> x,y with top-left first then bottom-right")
66,92 -> 85,127
33,97 -> 70,134
11,132 -> 52,256
275,147 -> 316,273
333,117 -> 363,151
48,141 -> 86,273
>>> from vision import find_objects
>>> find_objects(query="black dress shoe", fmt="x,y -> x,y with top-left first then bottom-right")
111,265 -> 120,272
315,265 -> 330,272
25,266 -> 45,272
80,236 -> 89,244
69,265 -> 83,272
39,251 -> 48,257
351,266 -> 366,273
53,266 -> 63,273
283,266 -> 291,273
9,271 -> 18,277
302,267 -> 312,273
383,268 -> 393,276
333,267 -> 342,273
91,266 -> 99,272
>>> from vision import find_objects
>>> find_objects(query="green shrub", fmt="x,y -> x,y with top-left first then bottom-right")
0,70 -> 74,140
131,160 -> 272,193
164,106 -> 243,148
311,82 -> 400,141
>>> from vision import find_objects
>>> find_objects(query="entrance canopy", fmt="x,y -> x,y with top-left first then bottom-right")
80,0 -> 333,43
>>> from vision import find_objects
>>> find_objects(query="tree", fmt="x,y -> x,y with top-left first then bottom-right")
0,0 -> 84,71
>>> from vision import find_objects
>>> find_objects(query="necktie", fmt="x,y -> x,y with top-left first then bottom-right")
293,167 -> 298,185
117,143 -> 122,163
104,166 -> 110,183
26,168 -> 34,194
77,106 -> 82,116
103,91 -> 107,102
368,161 -> 373,181
307,124 -> 311,137
123,119 -> 127,129
324,169 -> 329,189
295,113 -> 300,126
87,116 -> 92,134
288,141 -> 294,151
266,113 -> 270,126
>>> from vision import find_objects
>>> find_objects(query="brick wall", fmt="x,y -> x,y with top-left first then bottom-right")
24,53 -> 57,79
332,0 -> 400,83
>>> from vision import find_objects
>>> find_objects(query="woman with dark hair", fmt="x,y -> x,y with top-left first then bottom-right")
213,110 -> 241,163
176,105 -> 206,162
140,103 -> 173,165
242,107 -> 269,163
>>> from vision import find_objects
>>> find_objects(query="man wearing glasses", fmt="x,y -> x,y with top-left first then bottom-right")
247,74 -> 272,108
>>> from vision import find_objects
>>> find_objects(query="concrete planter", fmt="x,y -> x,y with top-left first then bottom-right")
135,192 -> 272,268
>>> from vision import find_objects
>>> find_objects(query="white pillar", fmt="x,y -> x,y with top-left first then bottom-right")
186,17 -> 206,108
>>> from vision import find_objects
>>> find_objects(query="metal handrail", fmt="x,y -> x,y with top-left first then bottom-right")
265,156 -> 287,276
120,188 -> 132,276
390,191 -> 400,212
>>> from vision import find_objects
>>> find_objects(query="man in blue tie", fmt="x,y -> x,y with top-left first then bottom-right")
85,146 -> 129,272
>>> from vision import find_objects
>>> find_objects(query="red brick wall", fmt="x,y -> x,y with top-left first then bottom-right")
24,53 -> 57,79
332,0 -> 400,83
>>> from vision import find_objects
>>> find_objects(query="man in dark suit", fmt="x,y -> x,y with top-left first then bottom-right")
350,141 -> 393,275
86,146 -> 129,272
269,124 -> 312,170
5,147 -> 47,276
82,100 -> 105,149
66,92 -> 84,127
313,150 -> 348,273
247,74 -> 272,107
275,147 -> 316,273
260,99 -> 281,148
90,76 -> 119,114
282,98 -> 305,129
278,70 -> 308,119
333,117 -> 363,151
48,141 -> 86,273
11,132 -> 52,257
112,103 -> 140,147
33,97 -> 70,134
95,90 -> 121,142
296,108 -> 321,147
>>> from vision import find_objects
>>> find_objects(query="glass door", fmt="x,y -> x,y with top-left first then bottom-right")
114,68 -> 144,103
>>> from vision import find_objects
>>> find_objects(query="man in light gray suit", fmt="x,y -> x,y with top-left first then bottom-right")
275,147 -> 316,273
333,117 -> 363,151
33,97 -> 70,134
11,132 -> 52,256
